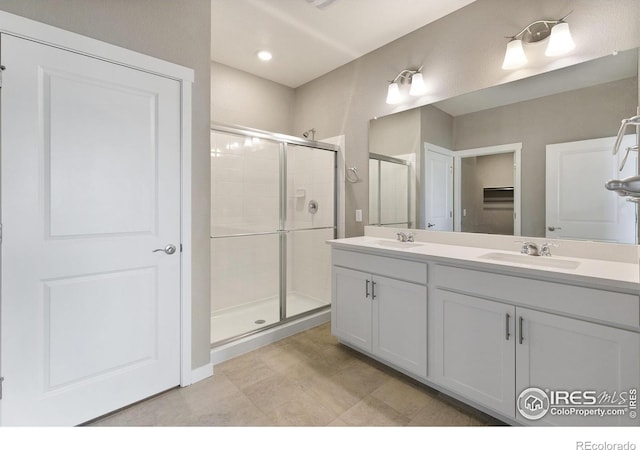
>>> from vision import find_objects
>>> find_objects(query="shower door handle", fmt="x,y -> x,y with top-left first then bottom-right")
153,244 -> 177,255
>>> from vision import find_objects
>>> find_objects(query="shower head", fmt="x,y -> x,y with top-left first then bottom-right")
303,128 -> 316,140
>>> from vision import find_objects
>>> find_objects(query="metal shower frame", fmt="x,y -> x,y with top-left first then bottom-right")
210,123 -> 339,347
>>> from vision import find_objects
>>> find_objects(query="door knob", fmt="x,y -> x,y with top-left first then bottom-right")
427,223 -> 435,228
153,244 -> 177,255
547,226 -> 562,232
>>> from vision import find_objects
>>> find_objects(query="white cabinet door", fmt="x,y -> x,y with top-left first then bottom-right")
372,275 -> 427,378
1,35 -> 182,425
516,308 -> 640,426
430,290 -> 515,417
332,267 -> 372,352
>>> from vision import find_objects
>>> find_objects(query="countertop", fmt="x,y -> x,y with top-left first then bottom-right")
328,236 -> 640,293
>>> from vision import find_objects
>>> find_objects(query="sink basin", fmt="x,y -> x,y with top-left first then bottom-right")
374,240 -> 424,249
478,252 -> 580,270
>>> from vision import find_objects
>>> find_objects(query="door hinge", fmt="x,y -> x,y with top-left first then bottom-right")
0,376 -> 4,400
180,243 -> 183,253
0,223 -> 3,244
0,65 -> 5,88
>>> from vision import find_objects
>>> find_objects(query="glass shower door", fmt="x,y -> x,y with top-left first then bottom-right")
369,154 -> 410,228
210,131 -> 282,343
284,144 -> 336,318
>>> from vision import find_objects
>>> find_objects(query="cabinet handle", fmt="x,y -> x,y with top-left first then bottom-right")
505,313 -> 510,340
371,281 -> 376,300
365,279 -> 370,298
519,316 -> 524,344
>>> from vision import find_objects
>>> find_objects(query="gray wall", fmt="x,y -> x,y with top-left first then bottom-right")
292,0 -> 640,237
0,0 -> 212,369
369,108 -> 420,157
211,62 -> 295,135
421,105 -> 454,151
453,76 -> 638,236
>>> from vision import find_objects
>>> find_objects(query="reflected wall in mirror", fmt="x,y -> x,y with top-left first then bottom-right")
461,152 -> 515,235
368,47 -> 639,244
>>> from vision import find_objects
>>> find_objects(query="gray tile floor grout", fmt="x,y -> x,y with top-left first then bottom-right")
91,322 -> 505,427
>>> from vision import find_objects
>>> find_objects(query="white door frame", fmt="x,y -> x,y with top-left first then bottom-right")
453,143 -> 522,235
0,11 -> 195,389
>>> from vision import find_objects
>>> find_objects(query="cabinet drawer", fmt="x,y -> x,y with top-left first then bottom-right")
433,264 -> 640,329
332,249 -> 427,285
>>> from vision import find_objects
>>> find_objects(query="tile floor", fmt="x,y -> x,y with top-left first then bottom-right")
91,322 -> 505,427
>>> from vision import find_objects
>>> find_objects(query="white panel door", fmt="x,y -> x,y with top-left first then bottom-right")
1,35 -> 181,425
424,145 -> 453,231
546,136 -> 637,243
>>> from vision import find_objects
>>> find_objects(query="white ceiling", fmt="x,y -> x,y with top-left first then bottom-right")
211,0 -> 477,88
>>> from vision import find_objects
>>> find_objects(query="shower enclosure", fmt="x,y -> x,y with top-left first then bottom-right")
369,153 -> 411,228
210,124 -> 337,346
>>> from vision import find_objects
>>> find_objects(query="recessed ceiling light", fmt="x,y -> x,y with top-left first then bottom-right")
257,50 -> 273,62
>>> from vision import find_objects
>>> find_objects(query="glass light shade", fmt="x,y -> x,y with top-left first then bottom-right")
409,72 -> 427,96
502,39 -> 527,70
545,22 -> 575,56
386,82 -> 401,104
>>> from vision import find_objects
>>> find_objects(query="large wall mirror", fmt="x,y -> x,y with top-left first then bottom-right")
369,48 -> 639,244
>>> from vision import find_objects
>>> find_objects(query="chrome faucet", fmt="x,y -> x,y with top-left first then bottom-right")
396,232 -> 414,242
520,242 -> 540,256
540,242 -> 558,257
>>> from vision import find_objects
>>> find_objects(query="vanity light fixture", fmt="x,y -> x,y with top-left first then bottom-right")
502,13 -> 575,70
386,67 -> 427,104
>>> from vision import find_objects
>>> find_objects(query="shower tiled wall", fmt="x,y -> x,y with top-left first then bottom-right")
211,234 -> 279,312
286,145 -> 335,230
210,133 -> 280,236
287,228 -> 333,307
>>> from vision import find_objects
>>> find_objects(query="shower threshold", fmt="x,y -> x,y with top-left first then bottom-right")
211,292 -> 329,345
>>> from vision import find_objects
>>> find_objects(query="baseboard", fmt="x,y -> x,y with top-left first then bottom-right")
211,310 -> 330,365
190,363 -> 214,384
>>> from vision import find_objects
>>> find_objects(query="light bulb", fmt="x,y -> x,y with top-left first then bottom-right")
502,39 -> 527,70
257,50 -> 273,61
545,22 -> 575,57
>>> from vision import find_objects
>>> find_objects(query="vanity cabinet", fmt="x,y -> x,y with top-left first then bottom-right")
431,264 -> 640,426
332,250 -> 427,378
329,243 -> 640,426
